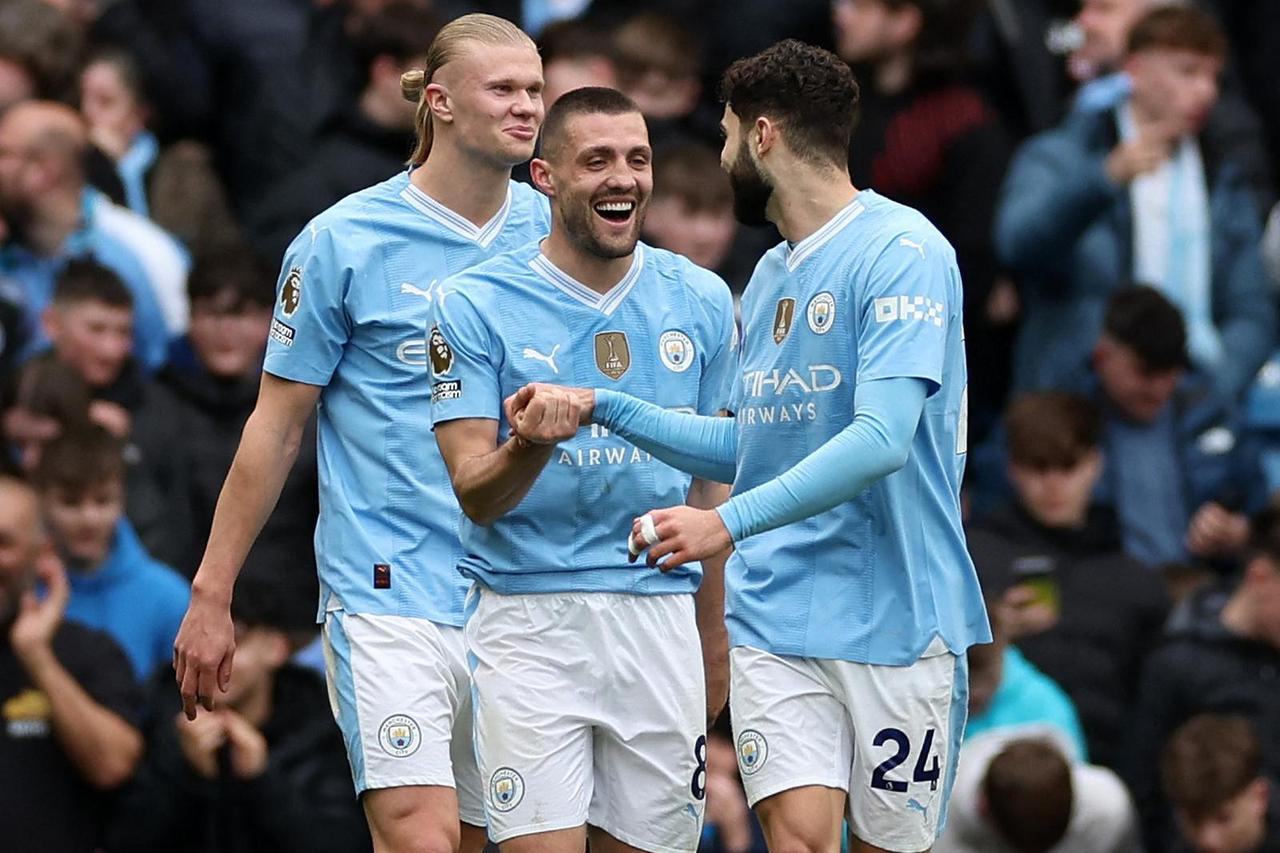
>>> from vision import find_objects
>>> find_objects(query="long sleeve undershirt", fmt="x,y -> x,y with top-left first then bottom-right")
591,376 -> 929,542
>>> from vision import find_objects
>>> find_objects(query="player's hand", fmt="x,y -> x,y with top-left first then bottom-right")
996,584 -> 1059,640
10,552 -> 69,666
220,709 -> 268,779
508,384 -> 583,445
1186,501 -> 1249,559
175,711 -> 226,779
1105,129 -> 1173,185
630,506 -> 733,571
173,587 -> 236,721
505,383 -> 594,430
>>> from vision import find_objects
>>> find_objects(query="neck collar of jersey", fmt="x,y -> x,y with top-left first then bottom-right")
786,193 -> 869,272
529,244 -> 645,317
400,181 -> 512,247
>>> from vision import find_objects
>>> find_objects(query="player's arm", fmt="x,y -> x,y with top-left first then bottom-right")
175,374 -> 320,718
435,415 -> 569,527
431,282 -> 580,526
508,385 -> 739,484
687,475 -> 731,727
638,378 -> 927,568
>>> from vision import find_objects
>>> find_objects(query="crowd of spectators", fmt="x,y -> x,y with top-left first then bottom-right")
2,1 -> 1279,852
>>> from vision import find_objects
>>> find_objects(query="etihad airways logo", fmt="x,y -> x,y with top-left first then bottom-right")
741,364 -> 843,398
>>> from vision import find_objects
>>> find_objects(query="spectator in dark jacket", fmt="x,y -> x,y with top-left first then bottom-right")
833,0 -> 1014,441
109,581 -> 370,853
133,256 -> 318,621
1128,506 -> 1280,851
1084,287 -> 1262,566
1162,714 -> 1280,853
0,473 -> 143,853
244,2 -> 440,263
995,6 -> 1274,402
968,390 -> 1168,768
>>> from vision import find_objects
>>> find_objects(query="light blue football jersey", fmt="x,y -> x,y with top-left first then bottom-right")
429,241 -> 737,595
728,190 -> 990,666
263,172 -> 551,624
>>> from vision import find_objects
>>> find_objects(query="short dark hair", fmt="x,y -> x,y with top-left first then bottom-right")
1128,5 -> 1228,59
539,86 -> 642,162
1004,391 -> 1100,470
983,739 -> 1074,853
654,143 -> 732,213
349,1 -> 440,77
1162,714 -> 1261,821
537,18 -> 614,65
188,254 -> 274,311
53,260 -> 133,311
31,425 -> 125,494
1102,285 -> 1189,373
719,39 -> 858,168
2,356 -> 93,431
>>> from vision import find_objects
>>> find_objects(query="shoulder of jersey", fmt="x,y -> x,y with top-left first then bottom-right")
307,173 -> 409,235
645,243 -> 730,293
443,241 -> 541,296
862,194 -> 949,256
509,180 -> 551,220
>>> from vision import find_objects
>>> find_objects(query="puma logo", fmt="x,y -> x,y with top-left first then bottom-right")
899,237 -> 927,258
906,798 -> 929,821
522,344 -> 561,374
401,280 -> 439,302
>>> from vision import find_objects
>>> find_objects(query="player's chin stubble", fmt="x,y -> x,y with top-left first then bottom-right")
565,197 -> 643,261
728,146 -> 773,228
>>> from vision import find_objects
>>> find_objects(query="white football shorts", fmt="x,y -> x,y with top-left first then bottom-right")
322,610 -> 485,825
729,642 -> 969,853
466,588 -> 707,853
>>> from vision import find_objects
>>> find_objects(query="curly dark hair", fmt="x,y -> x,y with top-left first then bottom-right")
718,39 -> 858,168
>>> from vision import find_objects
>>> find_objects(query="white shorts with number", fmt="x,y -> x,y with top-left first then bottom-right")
466,588 -> 707,853
322,610 -> 485,825
729,642 -> 969,853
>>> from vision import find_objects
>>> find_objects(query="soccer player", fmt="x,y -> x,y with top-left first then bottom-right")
510,41 -> 990,853
429,87 -> 737,853
170,15 -> 549,853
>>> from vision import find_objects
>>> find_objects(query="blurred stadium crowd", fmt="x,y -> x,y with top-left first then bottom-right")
1,0 -> 1279,851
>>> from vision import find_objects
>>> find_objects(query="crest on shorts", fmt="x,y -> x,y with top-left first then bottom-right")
428,325 -> 454,376
280,267 -> 302,317
490,767 -> 525,812
594,331 -> 631,380
772,298 -> 796,345
737,729 -> 768,775
378,714 -> 420,758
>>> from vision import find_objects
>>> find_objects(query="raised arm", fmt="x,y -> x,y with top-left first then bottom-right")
174,374 -> 319,719
435,403 -> 576,527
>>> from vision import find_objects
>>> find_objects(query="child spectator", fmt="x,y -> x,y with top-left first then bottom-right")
1162,714 -> 1280,853
968,390 -> 1168,767
32,426 -> 187,682
109,580 -> 370,853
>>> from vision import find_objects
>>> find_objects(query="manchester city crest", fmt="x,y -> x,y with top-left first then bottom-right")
659,330 -> 695,373
807,292 -> 836,335
378,714 -> 421,758
490,767 -> 525,812
736,729 -> 768,776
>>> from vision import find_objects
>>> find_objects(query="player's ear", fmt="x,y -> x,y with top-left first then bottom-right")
425,81 -> 452,125
530,158 -> 556,197
754,116 -> 776,157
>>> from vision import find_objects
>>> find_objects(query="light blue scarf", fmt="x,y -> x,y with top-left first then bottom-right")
116,130 -> 159,219
1118,103 -> 1220,371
